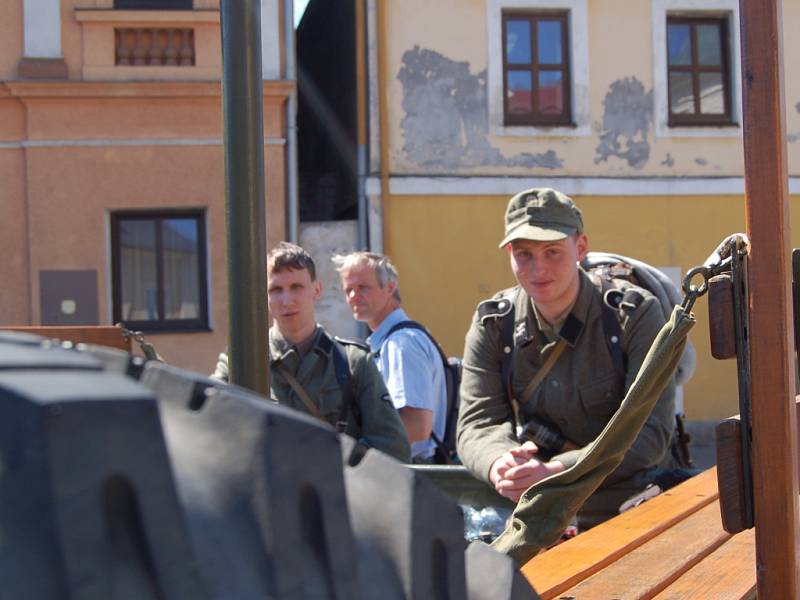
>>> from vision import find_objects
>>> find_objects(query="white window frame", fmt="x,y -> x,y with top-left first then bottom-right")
652,0 -> 742,138
486,0 -> 590,137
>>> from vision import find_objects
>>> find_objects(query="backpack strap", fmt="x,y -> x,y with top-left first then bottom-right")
500,305 -> 516,408
376,320 -> 454,461
319,333 -> 358,434
598,277 -> 627,378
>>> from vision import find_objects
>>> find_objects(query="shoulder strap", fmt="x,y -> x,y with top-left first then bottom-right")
518,339 -> 567,406
330,339 -> 356,433
377,319 -> 455,460
389,320 -> 448,359
274,362 -> 324,421
375,320 -> 431,356
598,277 -> 627,378
386,320 -> 426,337
500,307 -> 515,404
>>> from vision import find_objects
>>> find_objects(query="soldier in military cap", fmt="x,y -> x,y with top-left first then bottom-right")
456,188 -> 676,527
212,242 -> 411,463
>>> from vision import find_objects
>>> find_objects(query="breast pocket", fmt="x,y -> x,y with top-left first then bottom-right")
579,373 -> 623,426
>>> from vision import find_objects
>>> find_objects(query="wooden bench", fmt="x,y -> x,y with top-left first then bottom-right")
0,326 -> 131,352
521,468 -> 756,599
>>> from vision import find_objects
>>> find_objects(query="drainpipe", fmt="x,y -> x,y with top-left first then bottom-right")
285,0 -> 300,243
355,0 -> 368,250
375,0 -> 390,248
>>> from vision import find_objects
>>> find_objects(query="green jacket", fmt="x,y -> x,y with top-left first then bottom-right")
212,326 -> 411,463
456,267 -> 675,485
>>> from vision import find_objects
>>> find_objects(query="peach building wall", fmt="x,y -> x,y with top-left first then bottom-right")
1,1 -> 291,374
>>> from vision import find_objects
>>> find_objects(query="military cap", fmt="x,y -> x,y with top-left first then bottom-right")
498,188 -> 584,248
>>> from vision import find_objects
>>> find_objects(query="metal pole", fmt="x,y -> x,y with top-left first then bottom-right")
738,0 -> 800,596
220,0 -> 269,395
355,0 -> 369,251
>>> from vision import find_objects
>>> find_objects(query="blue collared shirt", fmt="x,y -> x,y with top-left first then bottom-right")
367,308 -> 447,459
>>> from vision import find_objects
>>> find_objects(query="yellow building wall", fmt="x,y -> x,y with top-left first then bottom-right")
381,0 -> 800,177
385,193 -> 800,422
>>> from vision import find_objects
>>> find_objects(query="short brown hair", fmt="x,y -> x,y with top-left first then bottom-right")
267,242 -> 317,281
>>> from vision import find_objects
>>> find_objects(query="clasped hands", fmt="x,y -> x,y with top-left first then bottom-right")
489,441 -> 565,502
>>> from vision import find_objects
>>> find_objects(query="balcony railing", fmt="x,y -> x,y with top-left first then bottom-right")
114,28 -> 195,66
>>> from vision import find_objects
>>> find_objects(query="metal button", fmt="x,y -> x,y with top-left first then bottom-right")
610,335 -> 619,344
503,346 -> 512,354
551,380 -> 559,388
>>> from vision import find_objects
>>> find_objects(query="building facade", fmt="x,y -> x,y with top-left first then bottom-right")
1,0 -> 292,373
359,0 -> 800,424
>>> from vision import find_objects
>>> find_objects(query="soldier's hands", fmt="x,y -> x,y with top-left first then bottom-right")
489,444 -> 565,502
509,440 -> 539,460
489,442 -> 537,485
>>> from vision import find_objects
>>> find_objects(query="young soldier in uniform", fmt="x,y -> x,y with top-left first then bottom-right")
333,252 -> 447,463
212,242 -> 410,463
456,188 -> 676,528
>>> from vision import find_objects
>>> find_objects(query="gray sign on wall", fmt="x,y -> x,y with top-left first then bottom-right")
39,270 -> 99,326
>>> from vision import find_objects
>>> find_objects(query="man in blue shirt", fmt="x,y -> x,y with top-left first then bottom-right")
334,252 -> 447,463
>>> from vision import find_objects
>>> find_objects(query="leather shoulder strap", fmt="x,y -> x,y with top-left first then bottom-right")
274,362 -> 323,421
518,339 -> 567,407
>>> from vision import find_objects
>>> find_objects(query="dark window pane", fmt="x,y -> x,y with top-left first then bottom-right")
161,219 -> 200,320
697,23 -> 722,65
506,20 -> 532,64
668,23 -> 692,65
507,70 -> 533,114
699,72 -> 725,113
537,20 -> 563,65
119,220 -> 159,321
538,70 -> 564,114
669,71 -> 695,114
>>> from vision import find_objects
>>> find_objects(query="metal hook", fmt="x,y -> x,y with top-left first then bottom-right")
682,266 -> 711,297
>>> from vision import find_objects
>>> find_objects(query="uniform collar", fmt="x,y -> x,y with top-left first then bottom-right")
513,267 -> 594,348
269,324 -> 327,363
366,307 -> 409,351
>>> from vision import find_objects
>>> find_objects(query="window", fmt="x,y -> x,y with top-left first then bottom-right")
487,0 -> 589,137
666,16 -> 732,125
114,0 -> 192,9
111,210 -> 209,332
652,0 -> 741,138
502,12 -> 571,126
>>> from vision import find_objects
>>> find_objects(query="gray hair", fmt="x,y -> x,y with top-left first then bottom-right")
332,251 -> 402,303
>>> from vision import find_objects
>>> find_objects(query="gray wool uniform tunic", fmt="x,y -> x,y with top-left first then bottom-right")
456,267 -> 676,513
213,325 -> 411,463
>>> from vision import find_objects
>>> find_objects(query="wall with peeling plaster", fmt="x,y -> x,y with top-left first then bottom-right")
373,0 -> 800,422
381,0 -> 800,177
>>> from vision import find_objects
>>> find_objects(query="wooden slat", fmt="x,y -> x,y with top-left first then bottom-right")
0,326 -> 131,352
653,528 -> 756,600
558,502 -> 729,599
521,468 -> 719,599
739,0 -> 800,595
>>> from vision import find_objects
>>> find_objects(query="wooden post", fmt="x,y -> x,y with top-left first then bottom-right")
739,0 -> 800,596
